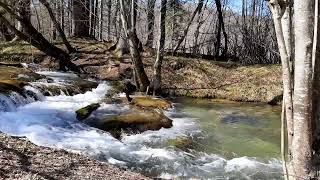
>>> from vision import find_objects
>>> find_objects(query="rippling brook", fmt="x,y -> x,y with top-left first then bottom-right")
0,71 -> 282,179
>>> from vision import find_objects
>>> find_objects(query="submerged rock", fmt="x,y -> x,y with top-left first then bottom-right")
76,103 -> 100,121
85,109 -> 173,137
131,97 -> 172,110
167,137 -> 194,150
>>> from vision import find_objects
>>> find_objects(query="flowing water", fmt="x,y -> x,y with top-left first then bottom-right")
0,72 -> 283,179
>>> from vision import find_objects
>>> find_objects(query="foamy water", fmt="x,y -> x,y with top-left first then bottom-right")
0,72 -> 283,179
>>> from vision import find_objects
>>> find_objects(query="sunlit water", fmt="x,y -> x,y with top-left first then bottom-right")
0,72 -> 283,179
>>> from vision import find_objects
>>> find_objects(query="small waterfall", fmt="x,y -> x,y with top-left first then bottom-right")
24,86 -> 45,101
0,86 -> 46,112
9,92 -> 28,106
0,94 -> 16,112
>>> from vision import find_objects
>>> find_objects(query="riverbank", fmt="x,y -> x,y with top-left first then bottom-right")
0,132 -> 149,180
0,39 -> 283,103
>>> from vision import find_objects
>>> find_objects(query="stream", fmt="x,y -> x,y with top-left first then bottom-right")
0,71 -> 283,179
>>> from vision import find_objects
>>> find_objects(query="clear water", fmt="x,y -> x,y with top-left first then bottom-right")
0,72 -> 283,179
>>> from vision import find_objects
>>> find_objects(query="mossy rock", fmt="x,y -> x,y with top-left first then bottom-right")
167,137 -> 194,150
86,110 -> 173,135
0,80 -> 28,94
0,66 -> 44,81
76,103 -> 100,121
131,97 -> 172,110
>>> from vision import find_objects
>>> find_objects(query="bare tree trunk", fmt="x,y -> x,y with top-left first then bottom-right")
93,0 -> 98,37
61,0 -> 65,31
99,0 -> 104,40
214,0 -> 227,57
73,0 -> 90,37
193,0 -> 205,54
146,0 -> 156,48
153,0 -> 167,94
12,0 -> 30,42
52,0 -> 57,40
173,0 -> 204,53
291,0 -> 315,178
312,0 -> 320,168
40,0 -> 75,53
269,2 -> 294,169
119,0 -> 150,91
31,0 -> 41,31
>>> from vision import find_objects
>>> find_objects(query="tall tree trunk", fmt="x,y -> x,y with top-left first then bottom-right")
99,0 -> 104,40
153,0 -> 167,94
107,0 -> 112,39
269,3 -> 294,174
214,0 -> 227,57
40,0 -> 75,53
173,0 -> 204,53
31,0 -> 41,31
73,0 -> 90,37
146,0 -> 156,48
52,0 -> 57,40
119,0 -> 150,91
61,0 -> 65,31
12,0 -> 31,42
312,0 -> 320,165
291,0 -> 315,178
91,0 -> 98,37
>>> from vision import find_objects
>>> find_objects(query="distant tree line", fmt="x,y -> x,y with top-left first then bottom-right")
0,0 -> 279,64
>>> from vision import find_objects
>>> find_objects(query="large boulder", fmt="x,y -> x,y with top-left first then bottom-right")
84,109 -> 173,138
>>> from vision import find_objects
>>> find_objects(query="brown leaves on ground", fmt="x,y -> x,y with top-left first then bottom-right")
0,133 -> 150,180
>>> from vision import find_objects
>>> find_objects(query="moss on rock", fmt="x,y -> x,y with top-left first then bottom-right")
76,103 -> 100,121
86,110 -> 173,135
131,97 -> 172,110
0,66 -> 44,81
167,137 -> 194,150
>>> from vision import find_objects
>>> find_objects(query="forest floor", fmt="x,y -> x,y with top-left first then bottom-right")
0,38 -> 283,103
0,133 -> 149,180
